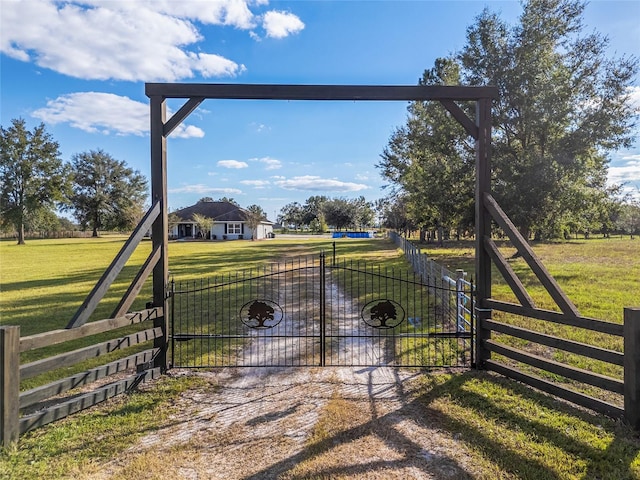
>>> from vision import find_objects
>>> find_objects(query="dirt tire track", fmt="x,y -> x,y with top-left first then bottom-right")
87,258 -> 478,479
88,366 -> 477,479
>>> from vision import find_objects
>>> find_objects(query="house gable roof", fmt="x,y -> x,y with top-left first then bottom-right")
173,201 -> 273,224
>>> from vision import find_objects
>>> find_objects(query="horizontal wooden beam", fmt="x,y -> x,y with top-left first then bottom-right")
19,349 -> 159,410
485,360 -> 624,418
484,236 -> 535,309
20,327 -> 163,380
67,201 -> 161,329
484,340 -> 623,394
21,308 -> 161,352
483,319 -> 623,366
484,193 -> 580,317
19,368 -> 161,435
484,299 -> 623,336
145,83 -> 499,101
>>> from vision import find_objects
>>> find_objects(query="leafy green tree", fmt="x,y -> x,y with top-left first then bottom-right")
351,196 -> 376,229
378,57 -> 474,244
192,213 -> 213,238
0,118 -> 70,244
460,0 -> 637,239
617,198 -> 640,239
302,195 -> 329,225
322,198 -> 356,231
67,149 -> 147,237
245,204 -> 267,240
57,216 -> 76,231
278,201 -> 304,230
217,197 -> 240,206
308,216 -> 328,234
24,208 -> 60,233
378,195 -> 416,236
168,211 -> 180,237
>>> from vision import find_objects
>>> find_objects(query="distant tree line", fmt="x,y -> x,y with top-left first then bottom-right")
0,118 -> 148,244
377,0 -> 639,243
278,195 -> 375,232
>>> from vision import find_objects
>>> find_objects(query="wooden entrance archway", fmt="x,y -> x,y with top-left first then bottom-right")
34,81 -> 631,428
143,83 -> 498,370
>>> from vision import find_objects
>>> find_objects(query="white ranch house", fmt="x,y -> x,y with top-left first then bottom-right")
171,201 -> 274,240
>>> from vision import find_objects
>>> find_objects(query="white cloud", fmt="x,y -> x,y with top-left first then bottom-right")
240,179 -> 271,188
32,92 -> 147,135
172,124 -> 205,139
250,122 -> 270,132
218,159 -> 249,169
169,184 -> 242,195
158,0 -> 257,28
627,86 -> 640,112
355,173 -> 370,181
262,11 -> 305,39
274,176 -> 369,192
608,155 -> 640,184
0,0 -> 302,82
252,156 -> 282,170
31,92 -> 204,137
191,52 -> 247,78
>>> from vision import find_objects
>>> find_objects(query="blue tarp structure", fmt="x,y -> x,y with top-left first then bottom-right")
332,231 -> 373,238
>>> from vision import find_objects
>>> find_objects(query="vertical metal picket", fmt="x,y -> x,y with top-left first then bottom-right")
319,252 -> 326,367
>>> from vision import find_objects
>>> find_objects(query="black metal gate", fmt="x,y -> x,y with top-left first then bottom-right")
169,253 -> 473,368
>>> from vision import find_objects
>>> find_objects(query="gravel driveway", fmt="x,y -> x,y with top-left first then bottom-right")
87,365 -> 480,479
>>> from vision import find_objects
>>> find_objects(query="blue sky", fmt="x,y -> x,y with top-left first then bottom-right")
1,0 -> 639,221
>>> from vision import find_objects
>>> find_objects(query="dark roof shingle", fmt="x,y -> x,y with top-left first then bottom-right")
173,201 -> 274,225
173,201 -> 248,222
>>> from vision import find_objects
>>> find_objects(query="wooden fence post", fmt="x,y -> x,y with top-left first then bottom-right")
1,326 -> 20,447
624,307 -> 640,429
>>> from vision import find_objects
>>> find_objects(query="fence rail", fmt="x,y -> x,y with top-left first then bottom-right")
475,194 -> 634,421
388,231 -> 640,424
0,230 -> 127,240
388,232 -> 473,339
1,310 -> 163,445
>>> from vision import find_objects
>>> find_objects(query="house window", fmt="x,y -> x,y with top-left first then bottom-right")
228,223 -> 242,234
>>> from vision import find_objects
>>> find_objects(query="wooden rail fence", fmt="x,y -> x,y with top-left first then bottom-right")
1,308 -> 163,445
389,231 -> 640,427
1,200 -> 168,446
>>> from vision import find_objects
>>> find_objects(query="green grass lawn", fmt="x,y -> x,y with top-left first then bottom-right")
0,235 -> 406,334
2,235 -> 640,478
407,236 -> 640,405
421,236 -> 639,323
1,236 -> 403,386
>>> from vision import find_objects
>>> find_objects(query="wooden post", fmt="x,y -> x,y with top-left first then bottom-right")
475,97 -> 493,368
150,95 -> 169,372
1,326 -> 20,447
624,307 -> 640,429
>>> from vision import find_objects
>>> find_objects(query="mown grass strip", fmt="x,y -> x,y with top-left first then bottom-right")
0,375 -> 207,480
418,371 -> 640,479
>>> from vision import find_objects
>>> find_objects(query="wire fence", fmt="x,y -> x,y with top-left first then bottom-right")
388,231 -> 474,335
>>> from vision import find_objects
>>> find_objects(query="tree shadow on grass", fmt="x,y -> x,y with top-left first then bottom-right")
243,370 -> 639,480
417,371 -> 640,479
